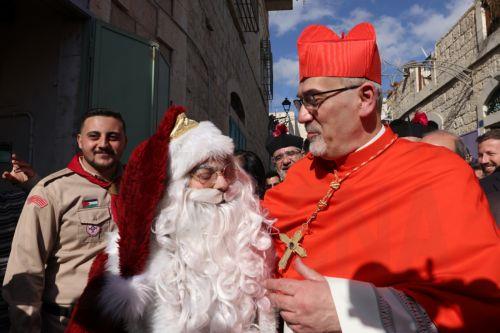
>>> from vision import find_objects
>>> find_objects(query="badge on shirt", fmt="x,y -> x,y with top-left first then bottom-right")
86,225 -> 101,237
82,198 -> 99,208
27,195 -> 48,208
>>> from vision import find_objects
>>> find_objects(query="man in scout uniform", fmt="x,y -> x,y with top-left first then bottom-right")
262,23 -> 499,332
2,108 -> 127,332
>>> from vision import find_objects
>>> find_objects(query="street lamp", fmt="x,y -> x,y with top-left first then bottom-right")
282,97 -> 291,113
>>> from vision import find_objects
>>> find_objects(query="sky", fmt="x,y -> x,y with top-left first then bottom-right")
268,0 -> 474,114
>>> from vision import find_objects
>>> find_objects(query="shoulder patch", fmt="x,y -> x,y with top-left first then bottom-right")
40,168 -> 75,187
27,195 -> 48,208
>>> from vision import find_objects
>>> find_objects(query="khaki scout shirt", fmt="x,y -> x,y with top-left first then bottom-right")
2,167 -> 117,333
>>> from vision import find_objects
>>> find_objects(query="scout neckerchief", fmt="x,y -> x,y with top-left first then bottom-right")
278,134 -> 398,270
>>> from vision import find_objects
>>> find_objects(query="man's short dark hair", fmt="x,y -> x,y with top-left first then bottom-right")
79,108 -> 126,134
477,129 -> 500,144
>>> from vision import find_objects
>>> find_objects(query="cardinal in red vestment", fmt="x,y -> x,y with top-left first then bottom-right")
262,23 -> 499,333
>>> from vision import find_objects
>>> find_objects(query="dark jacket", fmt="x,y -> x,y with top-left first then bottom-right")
480,170 -> 500,226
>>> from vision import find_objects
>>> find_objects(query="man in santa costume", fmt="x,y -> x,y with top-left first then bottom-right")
66,106 -> 276,332
263,23 -> 499,332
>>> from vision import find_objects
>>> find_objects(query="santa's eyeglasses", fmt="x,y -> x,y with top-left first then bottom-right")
190,162 -> 236,187
293,85 -> 361,111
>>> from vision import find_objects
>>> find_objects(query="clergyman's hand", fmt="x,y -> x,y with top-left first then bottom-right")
264,258 -> 341,333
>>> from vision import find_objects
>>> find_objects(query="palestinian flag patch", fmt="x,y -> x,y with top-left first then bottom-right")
82,198 -> 99,208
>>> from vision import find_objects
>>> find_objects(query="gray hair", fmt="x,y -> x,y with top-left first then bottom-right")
423,130 -> 471,162
340,77 -> 383,112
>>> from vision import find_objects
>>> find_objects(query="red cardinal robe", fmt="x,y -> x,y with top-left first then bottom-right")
263,127 -> 499,333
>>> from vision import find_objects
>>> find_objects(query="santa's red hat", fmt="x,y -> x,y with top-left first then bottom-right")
298,22 -> 381,84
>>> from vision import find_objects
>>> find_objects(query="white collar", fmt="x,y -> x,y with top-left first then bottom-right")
355,126 -> 386,152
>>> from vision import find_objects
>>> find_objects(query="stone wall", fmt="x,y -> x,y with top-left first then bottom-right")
88,0 -> 273,163
387,1 -> 499,137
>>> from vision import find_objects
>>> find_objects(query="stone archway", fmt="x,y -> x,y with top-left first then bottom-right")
477,74 -> 500,131
426,112 -> 444,129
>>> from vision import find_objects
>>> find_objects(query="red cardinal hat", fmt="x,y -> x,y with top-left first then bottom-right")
297,22 -> 381,84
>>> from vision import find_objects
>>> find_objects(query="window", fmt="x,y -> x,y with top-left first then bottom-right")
414,66 -> 432,93
229,117 -> 246,150
230,92 -> 245,123
482,0 -> 499,37
486,88 -> 500,116
233,0 -> 259,32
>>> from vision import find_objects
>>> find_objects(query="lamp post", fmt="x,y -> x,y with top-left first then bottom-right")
282,97 -> 291,113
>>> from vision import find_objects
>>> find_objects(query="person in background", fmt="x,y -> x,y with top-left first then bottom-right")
0,154 -> 39,331
477,129 -> 500,176
2,153 -> 40,192
3,108 -> 127,333
265,170 -> 281,191
235,150 -> 267,199
421,129 -> 471,161
266,133 -> 304,181
389,119 -> 422,141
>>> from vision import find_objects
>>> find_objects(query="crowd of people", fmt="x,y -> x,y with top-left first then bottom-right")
0,21 -> 498,333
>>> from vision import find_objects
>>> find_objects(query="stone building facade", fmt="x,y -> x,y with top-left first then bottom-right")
386,0 -> 499,157
0,0 -> 291,178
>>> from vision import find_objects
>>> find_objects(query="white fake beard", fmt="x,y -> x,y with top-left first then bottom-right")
150,177 -> 273,332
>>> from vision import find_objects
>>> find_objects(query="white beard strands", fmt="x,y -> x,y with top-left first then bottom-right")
149,170 -> 274,333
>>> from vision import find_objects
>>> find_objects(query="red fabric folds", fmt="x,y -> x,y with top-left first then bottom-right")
116,105 -> 184,277
297,23 -> 381,83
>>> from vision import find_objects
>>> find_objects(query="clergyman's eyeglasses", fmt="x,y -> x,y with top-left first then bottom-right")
293,85 -> 361,111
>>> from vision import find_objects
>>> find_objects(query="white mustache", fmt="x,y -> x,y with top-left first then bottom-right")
186,188 -> 225,204
305,123 -> 321,133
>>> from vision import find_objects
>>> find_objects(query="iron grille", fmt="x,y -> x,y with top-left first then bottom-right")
234,0 -> 259,32
261,39 -> 273,100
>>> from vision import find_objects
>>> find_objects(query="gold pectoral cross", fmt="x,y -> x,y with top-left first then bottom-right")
278,230 -> 307,270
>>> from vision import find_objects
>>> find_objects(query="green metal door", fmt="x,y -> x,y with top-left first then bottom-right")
89,20 -> 170,161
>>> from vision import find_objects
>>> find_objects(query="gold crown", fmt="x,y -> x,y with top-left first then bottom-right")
170,113 -> 199,139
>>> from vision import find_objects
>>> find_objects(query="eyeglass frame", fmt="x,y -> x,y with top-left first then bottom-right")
293,85 -> 361,111
189,162 -> 236,187
272,149 -> 303,163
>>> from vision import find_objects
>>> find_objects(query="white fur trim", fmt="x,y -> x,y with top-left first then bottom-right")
169,121 -> 234,181
104,231 -> 120,274
257,304 -> 278,333
99,272 -> 153,322
100,231 -> 153,322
